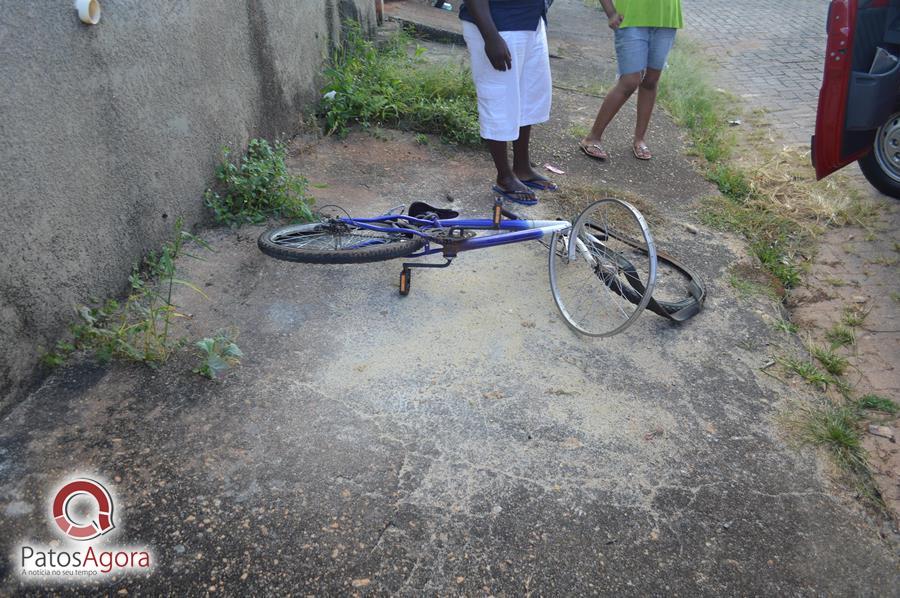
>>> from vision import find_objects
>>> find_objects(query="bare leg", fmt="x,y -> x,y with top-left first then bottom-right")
512,125 -> 547,182
487,139 -> 529,193
634,68 -> 662,153
581,73 -> 642,153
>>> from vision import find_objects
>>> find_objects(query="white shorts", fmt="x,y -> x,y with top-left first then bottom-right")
462,19 -> 552,142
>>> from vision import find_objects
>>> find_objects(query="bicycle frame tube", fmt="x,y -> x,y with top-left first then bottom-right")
339,216 -> 571,254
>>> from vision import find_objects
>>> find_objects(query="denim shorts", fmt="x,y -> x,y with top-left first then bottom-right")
614,27 -> 677,75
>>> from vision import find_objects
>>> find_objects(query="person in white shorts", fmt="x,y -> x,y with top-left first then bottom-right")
460,0 -> 556,206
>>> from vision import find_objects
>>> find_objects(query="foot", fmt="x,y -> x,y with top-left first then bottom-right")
633,140 -> 652,160
493,175 -> 538,205
514,165 -> 558,191
579,139 -> 609,161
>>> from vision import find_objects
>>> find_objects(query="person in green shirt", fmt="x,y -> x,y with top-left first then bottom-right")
579,0 -> 683,161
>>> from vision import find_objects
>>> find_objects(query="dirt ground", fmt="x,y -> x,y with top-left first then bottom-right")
791,193 -> 900,519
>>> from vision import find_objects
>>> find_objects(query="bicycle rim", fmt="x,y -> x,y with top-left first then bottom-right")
549,199 -> 657,337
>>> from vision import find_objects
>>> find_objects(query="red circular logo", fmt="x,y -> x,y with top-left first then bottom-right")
52,478 -> 115,541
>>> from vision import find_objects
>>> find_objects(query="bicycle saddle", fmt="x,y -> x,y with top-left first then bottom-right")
408,201 -> 459,220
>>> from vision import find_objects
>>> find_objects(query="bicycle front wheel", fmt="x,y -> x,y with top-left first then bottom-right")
549,199 -> 657,337
258,220 -> 426,264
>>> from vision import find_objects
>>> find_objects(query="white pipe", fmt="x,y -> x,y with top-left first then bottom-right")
74,0 -> 100,25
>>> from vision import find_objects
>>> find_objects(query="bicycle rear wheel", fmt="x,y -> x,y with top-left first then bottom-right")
549,199 -> 657,337
258,220 -> 426,264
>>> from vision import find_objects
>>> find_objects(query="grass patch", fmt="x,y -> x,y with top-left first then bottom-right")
780,357 -> 832,390
41,220 -> 244,380
825,323 -> 855,348
856,394 -> 899,414
568,123 -> 590,140
810,345 -> 849,377
782,400 -> 881,505
321,22 -> 480,145
659,40 -> 875,291
548,183 -> 660,229
205,138 -> 313,227
728,273 -> 776,300
841,305 -> 869,327
657,39 -> 735,163
774,318 -> 799,334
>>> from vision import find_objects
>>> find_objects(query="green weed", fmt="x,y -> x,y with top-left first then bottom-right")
700,194 -> 806,289
569,123 -> 590,140
706,164 -> 755,203
205,138 -> 313,227
658,39 -> 735,163
194,329 -> 244,380
825,324 -> 855,348
727,273 -> 776,300
841,305 -> 868,328
782,399 -> 883,507
40,340 -> 76,368
322,23 -> 480,145
69,218 -> 209,365
774,318 -> 799,334
856,394 -> 898,414
781,357 -> 832,390
811,345 -> 849,377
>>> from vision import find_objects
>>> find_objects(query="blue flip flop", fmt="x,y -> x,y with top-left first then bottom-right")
492,185 -> 538,206
521,178 -> 559,192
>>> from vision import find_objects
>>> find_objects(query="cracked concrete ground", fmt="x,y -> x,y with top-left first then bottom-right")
1,0 -> 898,594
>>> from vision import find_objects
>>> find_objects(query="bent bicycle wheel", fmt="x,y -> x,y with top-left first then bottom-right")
258,220 -> 426,264
549,199 -> 657,336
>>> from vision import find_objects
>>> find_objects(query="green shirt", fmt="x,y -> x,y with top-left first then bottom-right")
616,0 -> 683,29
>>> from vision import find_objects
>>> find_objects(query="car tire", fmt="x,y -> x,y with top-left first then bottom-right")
858,112 -> 900,199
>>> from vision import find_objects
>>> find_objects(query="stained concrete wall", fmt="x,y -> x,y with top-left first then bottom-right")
0,0 -> 374,409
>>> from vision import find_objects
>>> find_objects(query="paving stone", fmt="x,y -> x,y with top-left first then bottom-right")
682,0 -> 827,145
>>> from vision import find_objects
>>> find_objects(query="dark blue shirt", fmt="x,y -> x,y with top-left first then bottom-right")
459,0 -> 550,32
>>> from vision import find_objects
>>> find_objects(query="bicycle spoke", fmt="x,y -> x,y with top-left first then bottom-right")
549,199 -> 657,337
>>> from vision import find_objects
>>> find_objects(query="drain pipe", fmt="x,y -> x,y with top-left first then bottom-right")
74,0 -> 101,25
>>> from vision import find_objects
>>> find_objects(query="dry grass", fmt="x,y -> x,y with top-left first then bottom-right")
735,146 -> 878,230
549,183 -> 662,228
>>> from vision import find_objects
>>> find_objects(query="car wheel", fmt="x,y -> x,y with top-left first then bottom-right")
859,111 -> 900,199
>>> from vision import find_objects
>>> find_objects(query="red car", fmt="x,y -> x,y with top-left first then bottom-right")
813,0 -> 900,198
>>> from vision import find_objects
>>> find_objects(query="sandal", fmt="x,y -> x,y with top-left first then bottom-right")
633,142 -> 652,161
521,177 -> 559,192
492,185 -> 538,206
579,142 -> 609,161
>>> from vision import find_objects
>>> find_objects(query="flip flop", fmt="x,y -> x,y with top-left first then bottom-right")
492,185 -> 538,206
633,142 -> 652,160
579,142 -> 609,161
521,178 -> 559,192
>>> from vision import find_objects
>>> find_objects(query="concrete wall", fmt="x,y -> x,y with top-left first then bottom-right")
0,0 -> 374,409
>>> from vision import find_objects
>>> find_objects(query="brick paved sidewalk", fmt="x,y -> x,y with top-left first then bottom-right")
682,0 -> 828,145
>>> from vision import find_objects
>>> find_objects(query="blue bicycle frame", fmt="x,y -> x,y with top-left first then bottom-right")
339,214 -> 571,257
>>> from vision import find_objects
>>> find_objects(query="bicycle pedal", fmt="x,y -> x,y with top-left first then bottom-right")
399,268 -> 411,296
492,198 -> 503,228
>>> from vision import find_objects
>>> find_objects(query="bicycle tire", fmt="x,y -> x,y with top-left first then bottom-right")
549,198 -> 657,337
258,221 -> 426,264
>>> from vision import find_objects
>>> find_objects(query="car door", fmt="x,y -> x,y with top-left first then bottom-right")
813,0 -> 900,179
813,0 -> 862,179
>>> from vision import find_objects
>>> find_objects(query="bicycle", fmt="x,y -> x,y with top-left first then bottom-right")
258,197 -> 705,337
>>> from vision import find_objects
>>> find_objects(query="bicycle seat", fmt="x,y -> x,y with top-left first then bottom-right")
408,201 -> 459,220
